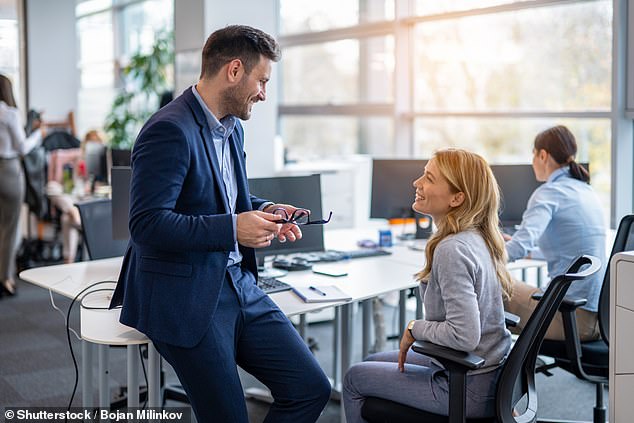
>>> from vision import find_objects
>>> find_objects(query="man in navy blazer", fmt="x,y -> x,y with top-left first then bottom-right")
110,25 -> 331,422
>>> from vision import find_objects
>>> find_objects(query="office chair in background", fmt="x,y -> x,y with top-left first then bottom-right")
535,214 -> 634,423
361,255 -> 602,423
75,199 -> 128,260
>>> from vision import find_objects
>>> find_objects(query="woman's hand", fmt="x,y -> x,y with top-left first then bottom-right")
397,326 -> 416,372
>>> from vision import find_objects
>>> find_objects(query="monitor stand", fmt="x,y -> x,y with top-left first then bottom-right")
258,267 -> 288,278
415,214 -> 433,239
395,215 -> 433,241
257,255 -> 288,278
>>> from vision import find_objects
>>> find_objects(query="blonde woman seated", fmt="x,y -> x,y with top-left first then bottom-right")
343,149 -> 513,421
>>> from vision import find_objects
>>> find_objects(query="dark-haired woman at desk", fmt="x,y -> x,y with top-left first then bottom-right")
504,125 -> 606,341
343,148 -> 512,421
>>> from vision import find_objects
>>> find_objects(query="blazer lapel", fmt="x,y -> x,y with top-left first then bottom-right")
183,88 -> 229,212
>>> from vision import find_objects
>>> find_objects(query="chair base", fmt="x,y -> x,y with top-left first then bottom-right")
361,397 -> 494,423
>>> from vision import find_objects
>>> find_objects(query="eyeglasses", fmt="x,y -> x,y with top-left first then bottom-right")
272,208 -> 333,226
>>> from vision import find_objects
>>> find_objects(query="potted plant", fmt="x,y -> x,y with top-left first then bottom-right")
104,31 -> 173,165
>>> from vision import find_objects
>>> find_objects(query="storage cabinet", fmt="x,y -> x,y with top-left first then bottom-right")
609,251 -> 634,422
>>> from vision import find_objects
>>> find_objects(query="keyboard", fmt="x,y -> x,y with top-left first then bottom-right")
257,276 -> 292,294
340,249 -> 392,259
307,249 -> 392,262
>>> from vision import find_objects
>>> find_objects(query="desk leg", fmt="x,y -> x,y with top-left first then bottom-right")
98,345 -> 109,408
399,290 -> 407,332
521,268 -> 527,282
127,346 -> 140,407
339,303 -> 353,423
81,340 -> 93,408
148,343 -> 161,407
362,299 -> 371,359
537,266 -> 543,288
333,307 -> 340,389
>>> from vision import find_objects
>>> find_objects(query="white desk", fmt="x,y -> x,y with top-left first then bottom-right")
19,257 -> 159,409
20,232 -> 545,422
19,253 -> 419,405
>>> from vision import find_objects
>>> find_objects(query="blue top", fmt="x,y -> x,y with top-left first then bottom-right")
505,167 -> 606,312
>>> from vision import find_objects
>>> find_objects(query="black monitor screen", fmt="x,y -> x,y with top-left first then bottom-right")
491,162 -> 589,226
85,142 -> 108,182
248,174 -> 325,259
370,159 -> 427,219
111,166 -> 131,240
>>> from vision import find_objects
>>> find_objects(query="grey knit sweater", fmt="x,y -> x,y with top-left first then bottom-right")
410,230 -> 511,373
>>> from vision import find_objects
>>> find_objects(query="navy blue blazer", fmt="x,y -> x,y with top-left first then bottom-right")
110,87 -> 267,348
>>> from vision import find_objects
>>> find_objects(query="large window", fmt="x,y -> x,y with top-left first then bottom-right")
75,0 -> 173,136
0,0 -> 22,108
278,0 -> 614,221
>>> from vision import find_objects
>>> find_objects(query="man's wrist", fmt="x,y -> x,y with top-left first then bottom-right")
260,202 -> 276,213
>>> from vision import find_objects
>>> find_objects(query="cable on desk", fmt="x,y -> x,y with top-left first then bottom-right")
64,280 -> 118,422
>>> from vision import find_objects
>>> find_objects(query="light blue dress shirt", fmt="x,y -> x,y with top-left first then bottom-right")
505,166 -> 606,312
191,86 -> 242,265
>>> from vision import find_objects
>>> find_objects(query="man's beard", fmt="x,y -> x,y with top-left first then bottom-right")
220,77 -> 254,120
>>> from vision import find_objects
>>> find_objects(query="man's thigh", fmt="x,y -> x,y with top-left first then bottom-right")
235,281 -> 328,400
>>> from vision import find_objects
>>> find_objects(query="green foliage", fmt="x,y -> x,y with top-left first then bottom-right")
104,31 -> 174,149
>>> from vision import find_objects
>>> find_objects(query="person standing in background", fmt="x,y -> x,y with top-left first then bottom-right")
0,74 -> 44,296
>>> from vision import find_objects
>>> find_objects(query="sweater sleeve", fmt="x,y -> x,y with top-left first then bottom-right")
410,239 -> 481,351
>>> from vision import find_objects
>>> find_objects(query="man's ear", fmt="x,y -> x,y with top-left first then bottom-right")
450,191 -> 465,208
226,59 -> 244,83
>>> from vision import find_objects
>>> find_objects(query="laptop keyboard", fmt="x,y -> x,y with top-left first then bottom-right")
257,276 -> 292,294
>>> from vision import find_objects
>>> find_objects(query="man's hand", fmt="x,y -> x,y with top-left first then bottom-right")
397,326 -> 416,373
236,210 -> 282,248
263,203 -> 304,243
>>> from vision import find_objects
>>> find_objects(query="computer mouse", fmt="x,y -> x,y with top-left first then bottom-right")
272,258 -> 312,271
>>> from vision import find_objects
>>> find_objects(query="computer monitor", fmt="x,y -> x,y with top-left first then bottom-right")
490,162 -> 589,228
248,174 -> 326,262
84,141 -> 108,183
111,148 -> 132,166
370,159 -> 428,219
111,166 -> 131,240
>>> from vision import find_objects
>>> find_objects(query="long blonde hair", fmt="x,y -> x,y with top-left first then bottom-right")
416,148 -> 513,300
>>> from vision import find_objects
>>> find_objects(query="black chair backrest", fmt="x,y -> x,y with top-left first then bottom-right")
597,214 -> 634,344
76,199 -> 129,260
496,255 -> 602,422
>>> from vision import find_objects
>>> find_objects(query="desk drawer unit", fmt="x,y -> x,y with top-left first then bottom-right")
610,252 -> 634,422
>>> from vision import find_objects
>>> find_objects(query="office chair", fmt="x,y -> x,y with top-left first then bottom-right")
361,254 -> 602,423
534,214 -> 634,423
75,199 -> 129,260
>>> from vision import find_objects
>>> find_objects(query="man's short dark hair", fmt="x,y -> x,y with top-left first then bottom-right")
200,25 -> 280,79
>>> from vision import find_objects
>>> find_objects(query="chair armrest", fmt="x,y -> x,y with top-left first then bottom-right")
532,292 -> 587,311
505,311 -> 520,328
411,340 -> 485,371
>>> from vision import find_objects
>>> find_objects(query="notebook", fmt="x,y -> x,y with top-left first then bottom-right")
292,285 -> 352,303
